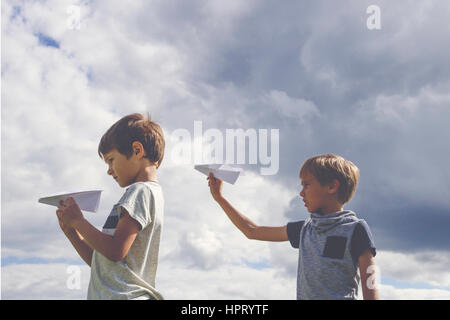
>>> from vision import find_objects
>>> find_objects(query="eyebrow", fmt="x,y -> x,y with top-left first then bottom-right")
301,179 -> 311,186
103,154 -> 113,163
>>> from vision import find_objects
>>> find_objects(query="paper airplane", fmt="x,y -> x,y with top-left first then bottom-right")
38,190 -> 103,213
194,164 -> 243,184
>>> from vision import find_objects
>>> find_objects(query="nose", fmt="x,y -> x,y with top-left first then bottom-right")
107,167 -> 113,176
300,188 -> 305,198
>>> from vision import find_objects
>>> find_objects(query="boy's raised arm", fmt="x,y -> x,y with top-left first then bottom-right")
208,173 -> 288,242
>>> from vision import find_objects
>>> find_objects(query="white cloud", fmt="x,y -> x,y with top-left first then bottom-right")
376,250 -> 450,288
158,263 -> 296,300
177,224 -> 226,270
379,284 -> 450,300
1,263 -> 91,300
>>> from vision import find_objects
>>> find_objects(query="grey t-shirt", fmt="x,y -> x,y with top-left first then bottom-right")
287,210 -> 376,300
87,181 -> 164,300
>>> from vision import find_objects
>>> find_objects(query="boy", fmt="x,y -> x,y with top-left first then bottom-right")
207,154 -> 379,300
56,113 -> 165,300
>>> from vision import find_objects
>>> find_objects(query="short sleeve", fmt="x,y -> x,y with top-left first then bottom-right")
350,220 -> 376,264
117,183 -> 153,230
286,221 -> 305,249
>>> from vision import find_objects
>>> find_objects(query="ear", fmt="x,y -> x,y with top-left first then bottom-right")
131,141 -> 146,159
328,179 -> 340,195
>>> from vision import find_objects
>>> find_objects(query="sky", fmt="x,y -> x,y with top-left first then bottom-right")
1,0 -> 450,299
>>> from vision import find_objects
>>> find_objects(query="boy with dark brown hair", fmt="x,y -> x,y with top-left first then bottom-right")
56,113 -> 165,299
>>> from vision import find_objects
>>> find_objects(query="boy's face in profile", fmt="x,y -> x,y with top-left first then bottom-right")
103,148 -> 140,188
299,170 -> 336,214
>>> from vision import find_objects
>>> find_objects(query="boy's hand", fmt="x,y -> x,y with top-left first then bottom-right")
207,172 -> 223,201
56,209 -> 73,234
56,197 -> 84,228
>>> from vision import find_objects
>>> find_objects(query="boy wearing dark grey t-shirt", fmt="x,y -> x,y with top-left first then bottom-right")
207,154 -> 379,300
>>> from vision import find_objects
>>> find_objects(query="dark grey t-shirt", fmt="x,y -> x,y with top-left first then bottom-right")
287,211 -> 376,300
287,219 -> 376,267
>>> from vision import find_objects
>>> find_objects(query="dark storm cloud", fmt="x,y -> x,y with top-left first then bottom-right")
145,0 -> 450,252
360,198 -> 450,252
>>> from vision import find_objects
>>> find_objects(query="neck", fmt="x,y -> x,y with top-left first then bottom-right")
135,165 -> 158,183
318,202 -> 344,215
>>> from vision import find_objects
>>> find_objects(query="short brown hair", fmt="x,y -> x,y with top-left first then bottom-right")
300,154 -> 360,204
98,113 -> 165,168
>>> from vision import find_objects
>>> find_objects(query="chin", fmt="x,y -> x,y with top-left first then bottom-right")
307,207 -> 319,214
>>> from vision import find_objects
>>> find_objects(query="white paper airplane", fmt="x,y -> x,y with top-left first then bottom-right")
38,190 -> 103,213
194,164 -> 243,184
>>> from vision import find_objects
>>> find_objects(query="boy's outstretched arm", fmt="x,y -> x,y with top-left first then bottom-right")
208,173 -> 288,242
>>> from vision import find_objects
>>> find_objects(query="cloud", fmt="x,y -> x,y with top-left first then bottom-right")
262,90 -> 320,124
1,261 -> 296,300
176,224 -> 226,270
376,250 -> 450,288
379,284 -> 450,300
1,263 -> 91,300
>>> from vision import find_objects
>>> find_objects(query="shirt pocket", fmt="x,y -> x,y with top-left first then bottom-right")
322,236 -> 348,260
102,203 -> 120,231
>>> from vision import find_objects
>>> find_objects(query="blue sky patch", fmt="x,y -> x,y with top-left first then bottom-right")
243,259 -> 271,270
35,32 -> 60,49
2,256 -> 83,267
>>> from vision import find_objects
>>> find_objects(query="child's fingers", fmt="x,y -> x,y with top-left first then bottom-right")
65,197 -> 80,210
65,197 -> 75,206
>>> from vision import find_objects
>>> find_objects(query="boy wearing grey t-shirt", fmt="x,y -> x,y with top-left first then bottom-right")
207,154 -> 379,300
56,113 -> 165,299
